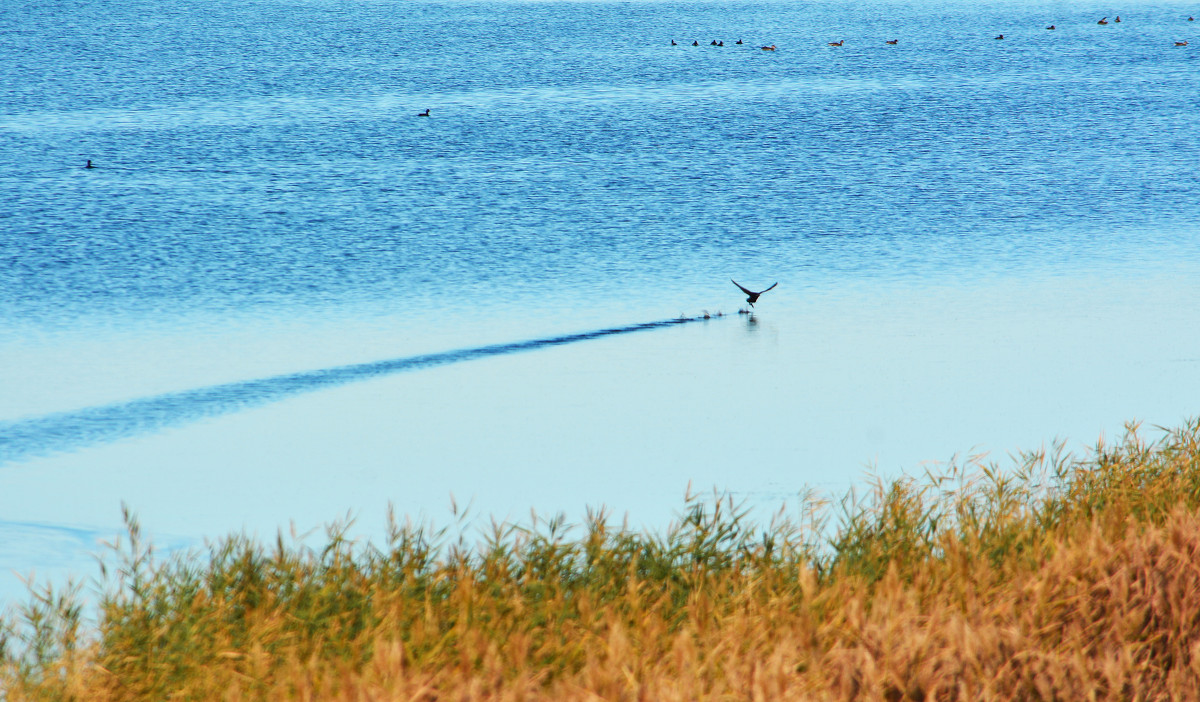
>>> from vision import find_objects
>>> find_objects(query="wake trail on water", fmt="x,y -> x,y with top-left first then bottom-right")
0,316 -> 717,467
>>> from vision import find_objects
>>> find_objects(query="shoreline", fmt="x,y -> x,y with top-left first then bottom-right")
5,418 -> 1200,698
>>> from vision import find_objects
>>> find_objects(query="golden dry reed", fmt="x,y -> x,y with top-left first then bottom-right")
5,419 -> 1200,700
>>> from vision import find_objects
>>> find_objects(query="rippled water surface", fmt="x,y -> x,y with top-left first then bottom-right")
2,0 -> 1199,603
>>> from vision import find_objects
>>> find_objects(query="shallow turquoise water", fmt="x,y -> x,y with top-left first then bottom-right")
1,0 -> 1199,604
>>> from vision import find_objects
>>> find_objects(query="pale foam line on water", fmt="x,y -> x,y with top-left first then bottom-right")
0,69 -> 1085,134
0,316 -> 717,467
0,75 -> 964,133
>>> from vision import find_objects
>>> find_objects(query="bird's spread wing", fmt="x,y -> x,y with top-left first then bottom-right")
731,279 -> 754,295
762,282 -> 778,293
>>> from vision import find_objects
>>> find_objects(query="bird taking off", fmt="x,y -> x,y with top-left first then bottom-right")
731,279 -> 778,306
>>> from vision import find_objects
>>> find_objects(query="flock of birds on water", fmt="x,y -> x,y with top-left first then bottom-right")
669,14 -> 1195,49
79,12 -> 1194,166
398,14 -> 1193,119
395,16 -> 1192,119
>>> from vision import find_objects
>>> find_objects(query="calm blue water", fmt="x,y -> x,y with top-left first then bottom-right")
2,0 -> 1199,605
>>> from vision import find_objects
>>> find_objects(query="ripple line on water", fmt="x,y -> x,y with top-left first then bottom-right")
0,316 -> 715,467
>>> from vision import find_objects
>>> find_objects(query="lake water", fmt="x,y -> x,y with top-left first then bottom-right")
2,0 -> 1199,607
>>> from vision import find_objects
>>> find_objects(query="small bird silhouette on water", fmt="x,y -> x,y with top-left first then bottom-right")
731,279 -> 778,307
84,159 -> 94,168
417,109 -> 430,117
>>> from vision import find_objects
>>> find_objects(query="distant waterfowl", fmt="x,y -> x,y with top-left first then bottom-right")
693,40 -> 699,46
671,39 -> 677,45
1190,16 -> 1195,21
711,39 -> 719,45
828,39 -> 844,46
886,39 -> 899,44
85,159 -> 94,168
995,34 -> 1004,39
1047,24 -> 1056,30
761,44 -> 776,50
417,109 -> 430,117
718,40 -> 724,46
1114,15 -> 1121,22
1098,16 -> 1108,24
1176,40 -> 1189,45
731,279 -> 778,307
736,39 -> 743,44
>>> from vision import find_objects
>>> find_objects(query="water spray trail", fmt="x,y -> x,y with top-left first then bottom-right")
0,316 -> 715,466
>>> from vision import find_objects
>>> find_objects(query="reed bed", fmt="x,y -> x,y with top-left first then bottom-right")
5,419 -> 1200,700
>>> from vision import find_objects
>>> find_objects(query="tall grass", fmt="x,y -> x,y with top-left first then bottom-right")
4,419 -> 1200,700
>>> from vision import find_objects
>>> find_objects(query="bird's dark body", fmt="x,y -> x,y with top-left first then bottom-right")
731,279 -> 778,306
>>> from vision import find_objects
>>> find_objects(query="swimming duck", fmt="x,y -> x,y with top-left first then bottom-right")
85,159 -> 94,168
732,280 -> 778,307
1176,40 -> 1189,45
671,39 -> 677,45
417,109 -> 430,117
1047,24 -> 1056,30
828,39 -> 844,46
736,39 -> 743,44
1098,16 -> 1108,24
995,34 -> 1004,39
886,39 -> 899,44
693,40 -> 699,46
1114,15 -> 1121,22
761,44 -> 776,50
